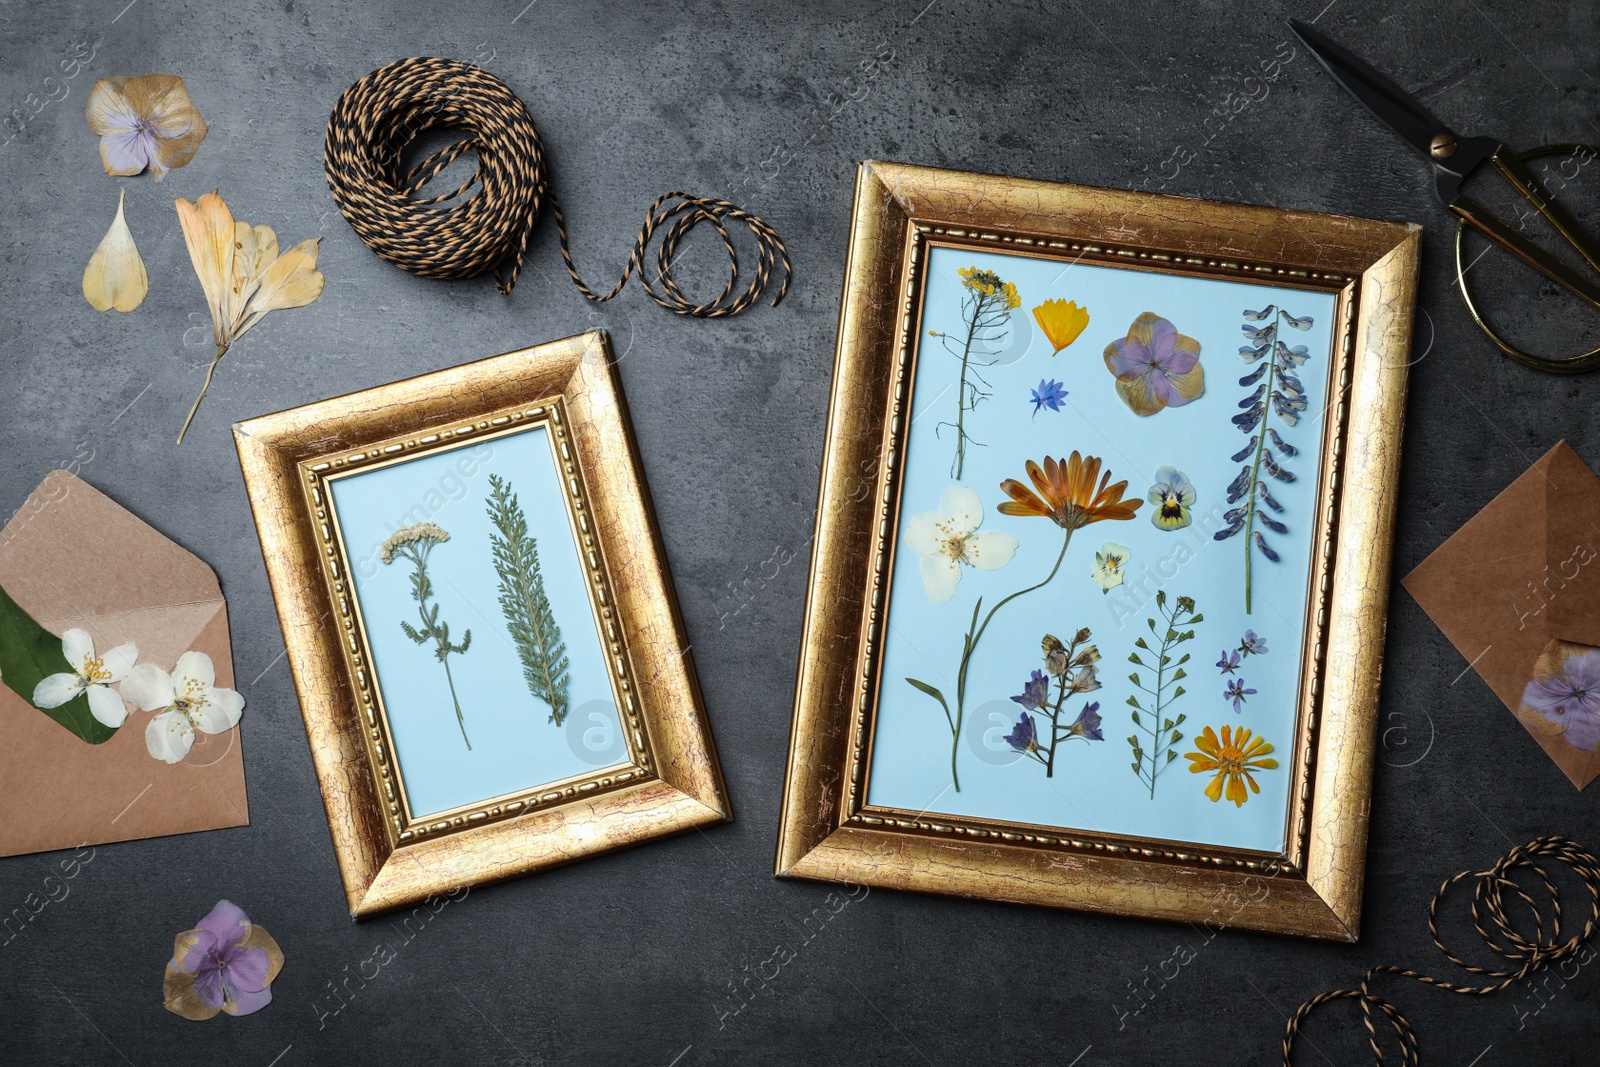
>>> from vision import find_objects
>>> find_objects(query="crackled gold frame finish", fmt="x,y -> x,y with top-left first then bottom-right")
775,162 -> 1419,940
236,331 -> 730,917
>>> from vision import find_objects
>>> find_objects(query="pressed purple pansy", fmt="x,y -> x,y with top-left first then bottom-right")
1011,669 -> 1049,712
1004,711 -> 1039,752
1238,630 -> 1268,657
1521,648 -> 1600,752
1217,649 -> 1241,675
1103,312 -> 1205,416
1224,678 -> 1256,713
163,900 -> 284,1020
1030,378 -> 1068,417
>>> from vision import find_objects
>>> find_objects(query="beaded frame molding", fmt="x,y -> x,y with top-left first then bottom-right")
775,162 -> 1420,940
236,331 -> 729,917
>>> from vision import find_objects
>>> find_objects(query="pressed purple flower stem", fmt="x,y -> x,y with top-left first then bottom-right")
1241,309 -> 1288,614
176,342 -> 229,445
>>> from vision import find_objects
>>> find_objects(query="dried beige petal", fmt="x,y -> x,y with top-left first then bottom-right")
227,222 -> 279,328
174,191 -> 235,345
236,238 -> 325,338
82,189 -> 147,313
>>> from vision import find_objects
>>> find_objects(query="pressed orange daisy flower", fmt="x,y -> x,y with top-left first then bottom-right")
997,452 -> 1142,531
1185,724 -> 1278,807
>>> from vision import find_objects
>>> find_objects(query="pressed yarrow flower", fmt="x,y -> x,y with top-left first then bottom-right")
174,191 -> 325,444
1032,298 -> 1090,355
1186,724 -> 1278,807
85,74 -> 207,181
380,522 -> 451,564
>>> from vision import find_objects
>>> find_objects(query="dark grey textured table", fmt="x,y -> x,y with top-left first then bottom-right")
3,1 -> 1598,1064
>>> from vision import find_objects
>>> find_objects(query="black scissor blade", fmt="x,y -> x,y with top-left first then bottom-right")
1288,18 -> 1454,159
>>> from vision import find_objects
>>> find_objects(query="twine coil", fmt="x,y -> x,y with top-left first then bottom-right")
324,57 -> 790,317
1283,835 -> 1600,1065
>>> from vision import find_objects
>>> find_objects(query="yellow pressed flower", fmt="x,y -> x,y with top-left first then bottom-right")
999,281 -> 1021,310
173,191 -> 325,444
1185,724 -> 1278,807
85,74 -> 207,181
82,189 -> 147,313
1033,298 -> 1090,354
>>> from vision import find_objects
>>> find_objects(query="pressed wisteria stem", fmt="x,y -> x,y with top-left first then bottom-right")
1216,305 -> 1312,612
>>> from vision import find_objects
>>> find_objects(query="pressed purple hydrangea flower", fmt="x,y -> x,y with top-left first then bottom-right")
1011,669 -> 1049,712
1103,312 -> 1205,416
1004,711 -> 1039,752
1224,679 -> 1256,714
163,900 -> 284,1020
1522,649 -> 1600,752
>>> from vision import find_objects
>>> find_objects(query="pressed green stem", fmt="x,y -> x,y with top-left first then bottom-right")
952,307 -> 981,480
176,342 -> 229,445
442,655 -> 471,750
949,527 -> 1074,791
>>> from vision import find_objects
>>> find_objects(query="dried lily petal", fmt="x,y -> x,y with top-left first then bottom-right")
82,189 -> 147,313
227,222 -> 279,330
174,191 -> 235,346
85,74 -> 207,181
235,238 -> 325,339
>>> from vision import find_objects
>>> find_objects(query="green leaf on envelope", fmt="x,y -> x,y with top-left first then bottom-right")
0,581 -> 115,744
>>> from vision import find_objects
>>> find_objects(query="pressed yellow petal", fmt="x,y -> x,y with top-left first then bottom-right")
1204,774 -> 1224,802
82,189 -> 147,313
1226,774 -> 1248,806
239,237 -> 324,327
175,191 -> 236,344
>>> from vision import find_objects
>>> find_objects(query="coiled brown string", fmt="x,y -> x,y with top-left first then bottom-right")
323,56 -> 790,317
1283,836 -> 1600,1065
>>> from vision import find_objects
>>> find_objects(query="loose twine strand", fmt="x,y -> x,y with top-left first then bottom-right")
1283,835 -> 1600,1065
323,57 -> 790,317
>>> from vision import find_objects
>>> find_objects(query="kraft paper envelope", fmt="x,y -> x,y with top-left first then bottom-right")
0,471 -> 248,857
1402,440 -> 1600,788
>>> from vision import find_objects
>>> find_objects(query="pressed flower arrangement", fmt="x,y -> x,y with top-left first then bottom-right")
782,164 -> 1412,935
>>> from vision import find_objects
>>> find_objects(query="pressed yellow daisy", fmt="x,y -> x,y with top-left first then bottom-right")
1185,724 -> 1278,807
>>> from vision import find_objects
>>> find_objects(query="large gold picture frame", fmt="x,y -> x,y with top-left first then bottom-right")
775,162 -> 1419,940
236,331 -> 730,917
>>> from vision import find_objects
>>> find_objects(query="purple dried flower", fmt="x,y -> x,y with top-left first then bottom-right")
163,901 -> 284,1020
1011,669 -> 1049,712
1004,711 -> 1039,752
1224,679 -> 1256,713
1522,649 -> 1600,752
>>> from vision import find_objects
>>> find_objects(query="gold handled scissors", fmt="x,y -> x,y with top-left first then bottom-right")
1290,18 -> 1600,373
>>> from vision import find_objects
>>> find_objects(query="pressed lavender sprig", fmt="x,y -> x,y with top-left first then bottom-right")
1213,305 -> 1314,613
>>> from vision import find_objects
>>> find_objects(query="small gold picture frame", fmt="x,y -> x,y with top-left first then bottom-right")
774,162 -> 1419,940
236,331 -> 729,916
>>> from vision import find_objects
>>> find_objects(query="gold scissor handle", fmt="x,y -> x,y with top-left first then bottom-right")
1452,143 -> 1600,373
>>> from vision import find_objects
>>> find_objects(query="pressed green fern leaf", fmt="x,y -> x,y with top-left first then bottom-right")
486,474 -> 570,725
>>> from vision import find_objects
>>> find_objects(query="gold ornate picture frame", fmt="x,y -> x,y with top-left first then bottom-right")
236,331 -> 729,917
775,162 -> 1419,940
